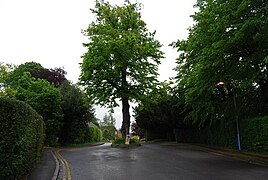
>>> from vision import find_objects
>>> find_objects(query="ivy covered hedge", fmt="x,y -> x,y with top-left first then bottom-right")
176,116 -> 268,152
0,98 -> 45,179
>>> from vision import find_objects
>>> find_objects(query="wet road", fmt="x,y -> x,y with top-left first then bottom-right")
61,143 -> 268,180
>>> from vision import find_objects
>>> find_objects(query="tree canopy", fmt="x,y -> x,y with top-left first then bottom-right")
172,0 -> 268,125
80,0 -> 163,136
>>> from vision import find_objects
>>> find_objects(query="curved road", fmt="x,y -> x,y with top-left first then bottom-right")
61,143 -> 268,180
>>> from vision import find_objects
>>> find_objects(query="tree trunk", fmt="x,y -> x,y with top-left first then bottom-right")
120,66 -> 130,139
121,97 -> 130,139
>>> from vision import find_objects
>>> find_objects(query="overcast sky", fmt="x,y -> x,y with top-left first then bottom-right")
0,0 -> 196,128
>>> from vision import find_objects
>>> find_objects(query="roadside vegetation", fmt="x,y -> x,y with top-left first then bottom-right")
0,62 -> 101,179
134,0 -> 268,152
0,0 -> 267,179
99,113 -> 117,142
112,135 -> 141,148
0,98 -> 45,179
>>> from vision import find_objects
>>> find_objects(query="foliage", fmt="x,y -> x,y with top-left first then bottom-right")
88,126 -> 103,143
2,61 -> 97,146
99,113 -> 116,140
0,97 -> 45,180
175,116 -> 268,152
175,120 -> 236,148
240,116 -> 268,152
5,62 -> 43,88
59,81 -> 95,144
15,73 -> 62,146
130,135 -> 140,145
31,67 -> 67,87
80,0 -> 163,136
172,0 -> 268,125
73,126 -> 103,144
0,63 -> 16,97
134,84 -> 187,140
112,137 -> 125,145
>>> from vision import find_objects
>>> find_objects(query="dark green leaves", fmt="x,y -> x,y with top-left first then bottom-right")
173,0 -> 268,125
80,1 -> 164,108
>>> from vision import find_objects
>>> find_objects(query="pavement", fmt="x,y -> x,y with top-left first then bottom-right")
191,143 -> 268,167
26,142 -> 268,180
26,148 -> 56,180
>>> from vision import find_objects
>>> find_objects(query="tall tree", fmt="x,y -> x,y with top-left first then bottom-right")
59,81 -> 95,144
173,0 -> 268,125
80,1 -> 163,137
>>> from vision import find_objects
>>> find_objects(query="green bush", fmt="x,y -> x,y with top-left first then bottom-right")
240,116 -> 268,152
88,126 -> 103,143
112,137 -> 125,145
101,126 -> 116,141
130,136 -> 140,144
0,97 -> 45,179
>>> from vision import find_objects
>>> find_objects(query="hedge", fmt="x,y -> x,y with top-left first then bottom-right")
175,116 -> 268,152
73,126 -> 103,144
88,126 -> 103,142
0,98 -> 45,179
240,116 -> 268,152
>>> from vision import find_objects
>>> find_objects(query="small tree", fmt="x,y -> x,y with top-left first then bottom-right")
80,1 -> 163,138
99,113 -> 116,141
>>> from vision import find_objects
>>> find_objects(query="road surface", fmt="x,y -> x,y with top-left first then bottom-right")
61,143 -> 268,180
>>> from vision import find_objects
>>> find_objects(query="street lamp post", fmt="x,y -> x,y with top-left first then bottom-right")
216,82 -> 241,151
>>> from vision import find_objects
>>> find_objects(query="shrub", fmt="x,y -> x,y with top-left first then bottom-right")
88,126 -> 103,143
112,137 -> 125,145
0,97 -> 45,179
130,136 -> 140,144
240,116 -> 268,152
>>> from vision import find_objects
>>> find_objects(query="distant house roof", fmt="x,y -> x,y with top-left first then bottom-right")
87,122 -> 97,127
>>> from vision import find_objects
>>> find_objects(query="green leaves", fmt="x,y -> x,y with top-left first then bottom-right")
173,0 -> 268,125
80,1 -> 163,107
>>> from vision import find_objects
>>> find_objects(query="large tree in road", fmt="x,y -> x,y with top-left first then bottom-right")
80,1 -> 163,137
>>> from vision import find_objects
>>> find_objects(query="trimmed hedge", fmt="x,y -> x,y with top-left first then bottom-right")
88,126 -> 103,142
73,126 -> 103,144
0,98 -> 45,179
240,116 -> 268,152
176,116 -> 268,152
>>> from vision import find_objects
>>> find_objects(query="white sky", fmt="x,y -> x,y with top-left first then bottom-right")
0,0 -> 196,128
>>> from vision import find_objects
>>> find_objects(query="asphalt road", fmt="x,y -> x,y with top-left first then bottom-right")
61,143 -> 268,180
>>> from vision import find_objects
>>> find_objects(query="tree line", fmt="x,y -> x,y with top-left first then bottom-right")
0,61 -> 97,146
1,0 -> 267,152
79,0 -> 267,149
132,0 -> 267,151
